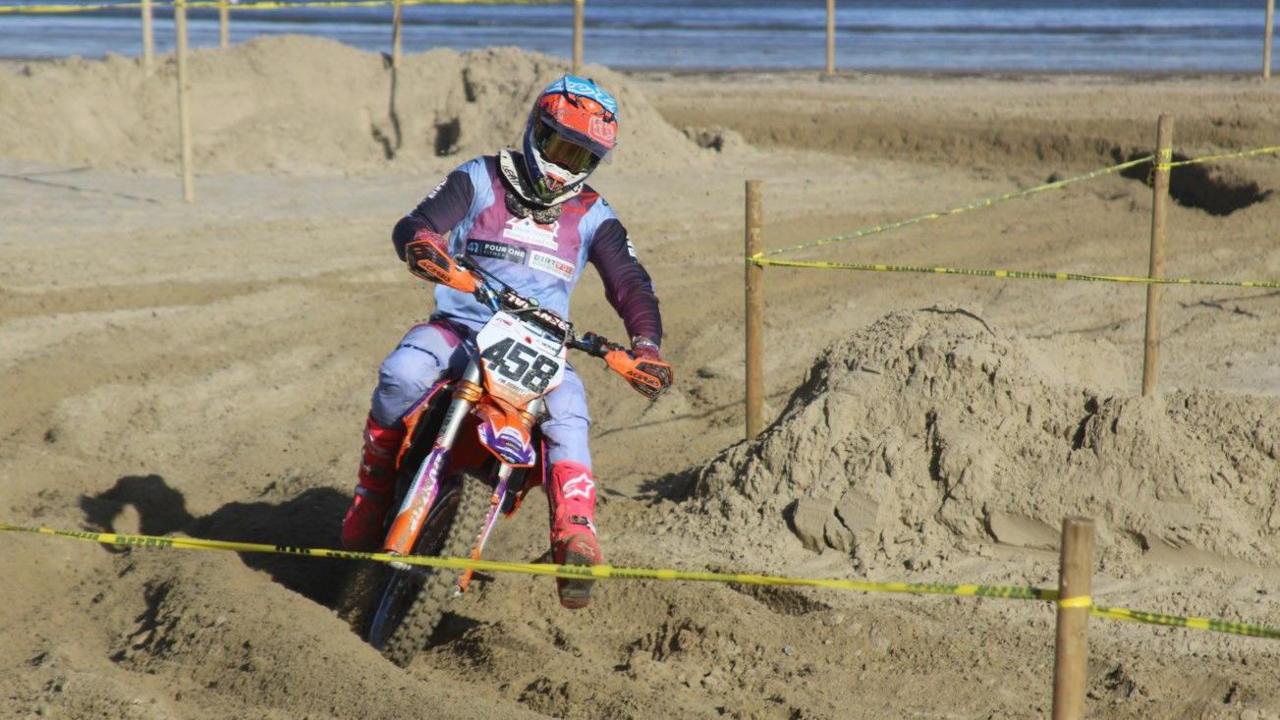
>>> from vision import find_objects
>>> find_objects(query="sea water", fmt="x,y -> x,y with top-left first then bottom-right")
0,0 -> 1271,73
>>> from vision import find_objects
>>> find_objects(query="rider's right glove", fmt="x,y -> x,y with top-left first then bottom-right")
404,228 -> 477,293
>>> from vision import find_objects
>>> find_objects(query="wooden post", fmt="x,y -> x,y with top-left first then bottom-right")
175,0 -> 195,203
141,0 -> 154,71
219,0 -> 230,49
1265,0 -> 1275,79
572,0 -> 585,74
1051,517 -> 1095,720
745,180 -> 764,440
1141,114 -> 1173,397
825,0 -> 836,76
391,0 -> 404,69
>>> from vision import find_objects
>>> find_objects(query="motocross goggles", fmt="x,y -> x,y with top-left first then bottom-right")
533,117 -> 601,175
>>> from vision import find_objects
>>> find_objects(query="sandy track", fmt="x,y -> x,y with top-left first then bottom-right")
2,39 -> 1279,719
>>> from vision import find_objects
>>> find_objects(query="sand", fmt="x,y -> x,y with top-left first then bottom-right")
696,307 -> 1280,563
2,36 -> 1279,719
0,36 -> 693,174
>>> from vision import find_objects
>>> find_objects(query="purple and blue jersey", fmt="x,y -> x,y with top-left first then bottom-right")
392,155 -> 663,346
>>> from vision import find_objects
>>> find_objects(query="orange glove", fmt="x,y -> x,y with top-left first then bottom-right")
628,338 -> 672,400
404,229 -> 477,293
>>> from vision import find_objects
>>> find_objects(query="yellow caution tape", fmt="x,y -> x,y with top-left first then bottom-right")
768,141 -> 1280,262
0,2 -> 141,13
749,254 -> 1280,290
763,156 -> 1154,259
0,0 -> 561,12
4,522 -> 1280,641
1092,605 -> 1280,640
1145,145 -> 1175,184
0,522 -> 1053,600
1167,144 -> 1280,169
186,0 -> 561,9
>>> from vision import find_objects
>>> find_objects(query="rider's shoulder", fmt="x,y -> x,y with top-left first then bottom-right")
577,184 -> 611,211
467,155 -> 498,173
425,157 -> 491,198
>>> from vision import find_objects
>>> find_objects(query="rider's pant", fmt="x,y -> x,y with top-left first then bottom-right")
370,320 -> 592,469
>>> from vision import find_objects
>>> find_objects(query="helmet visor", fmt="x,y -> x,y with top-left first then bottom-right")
534,119 -> 600,175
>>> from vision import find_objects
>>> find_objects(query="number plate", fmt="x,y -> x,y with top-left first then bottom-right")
476,311 -> 568,406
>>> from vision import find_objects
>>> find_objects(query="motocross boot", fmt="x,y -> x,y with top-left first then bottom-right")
340,415 -> 405,551
546,461 -> 604,609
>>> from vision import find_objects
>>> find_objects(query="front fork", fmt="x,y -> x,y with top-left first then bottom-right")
382,361 -> 543,591
383,361 -> 483,560
456,393 -> 543,592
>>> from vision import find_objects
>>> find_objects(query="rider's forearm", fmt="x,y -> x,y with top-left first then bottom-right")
392,216 -> 432,261
392,168 -> 475,260
589,219 -> 663,346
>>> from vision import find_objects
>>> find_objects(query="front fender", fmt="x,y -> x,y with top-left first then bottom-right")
472,402 -> 537,467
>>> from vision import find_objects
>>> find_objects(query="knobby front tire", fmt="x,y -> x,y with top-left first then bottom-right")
375,471 -> 488,668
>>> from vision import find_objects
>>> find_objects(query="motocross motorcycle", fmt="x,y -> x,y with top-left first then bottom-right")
356,234 -> 671,667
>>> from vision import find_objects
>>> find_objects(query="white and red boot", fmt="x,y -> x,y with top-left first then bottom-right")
546,461 -> 604,609
340,415 -> 405,551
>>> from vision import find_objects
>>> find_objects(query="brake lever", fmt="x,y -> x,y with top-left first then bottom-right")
477,287 -> 501,312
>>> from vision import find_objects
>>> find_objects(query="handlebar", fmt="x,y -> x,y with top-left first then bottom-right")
406,234 -> 669,398
455,254 -> 630,359
566,332 -> 627,359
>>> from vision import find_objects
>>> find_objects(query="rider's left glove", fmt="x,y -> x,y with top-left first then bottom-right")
629,337 -> 673,400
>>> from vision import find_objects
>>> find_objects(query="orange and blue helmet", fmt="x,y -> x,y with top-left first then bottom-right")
521,75 -> 618,204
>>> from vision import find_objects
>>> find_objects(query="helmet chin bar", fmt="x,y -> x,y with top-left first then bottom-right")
498,149 -> 579,210
533,164 -> 587,201
521,123 -> 593,205
498,149 -> 581,209
532,156 -> 591,203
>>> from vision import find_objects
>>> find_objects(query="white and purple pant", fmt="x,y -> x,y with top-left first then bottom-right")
370,319 -> 593,469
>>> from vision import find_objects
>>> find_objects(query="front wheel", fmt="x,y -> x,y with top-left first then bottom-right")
368,470 -> 489,667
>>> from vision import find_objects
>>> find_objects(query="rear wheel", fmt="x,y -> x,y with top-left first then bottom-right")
369,471 -> 490,667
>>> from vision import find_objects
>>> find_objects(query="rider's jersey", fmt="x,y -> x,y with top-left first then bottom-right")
392,154 -> 663,345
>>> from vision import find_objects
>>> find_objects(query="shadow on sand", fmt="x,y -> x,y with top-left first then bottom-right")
80,474 -> 354,609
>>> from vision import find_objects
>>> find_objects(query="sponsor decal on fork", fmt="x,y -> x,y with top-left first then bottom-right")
384,445 -> 447,557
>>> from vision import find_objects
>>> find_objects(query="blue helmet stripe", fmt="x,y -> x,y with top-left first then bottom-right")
542,75 -> 619,117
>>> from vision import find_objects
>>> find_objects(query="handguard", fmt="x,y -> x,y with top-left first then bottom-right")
404,232 -> 478,294
604,349 -> 673,401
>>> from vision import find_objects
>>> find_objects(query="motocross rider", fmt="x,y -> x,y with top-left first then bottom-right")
340,75 -> 671,609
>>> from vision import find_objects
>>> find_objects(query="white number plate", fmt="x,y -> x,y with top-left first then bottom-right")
476,311 -> 568,405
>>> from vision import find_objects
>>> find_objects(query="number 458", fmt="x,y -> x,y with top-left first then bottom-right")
480,338 -> 560,393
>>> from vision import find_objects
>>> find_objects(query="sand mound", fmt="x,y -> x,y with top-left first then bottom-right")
0,35 -> 697,173
694,308 -> 1280,573
10,546 -> 540,719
